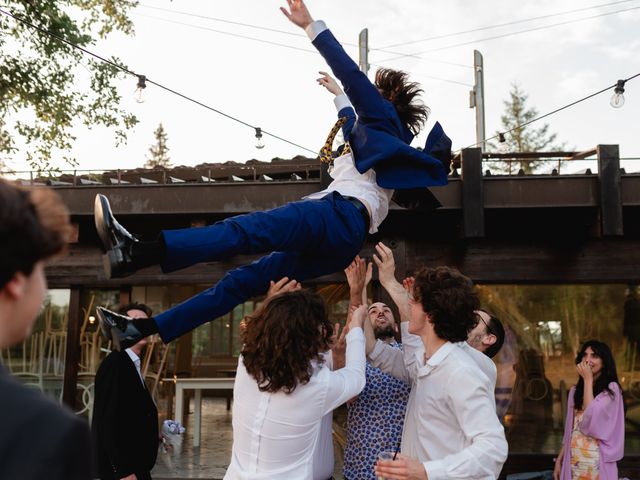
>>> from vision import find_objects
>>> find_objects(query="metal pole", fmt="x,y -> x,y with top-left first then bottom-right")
359,28 -> 369,75
469,50 -> 486,151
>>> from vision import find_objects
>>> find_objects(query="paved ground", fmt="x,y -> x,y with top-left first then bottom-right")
151,397 -> 346,480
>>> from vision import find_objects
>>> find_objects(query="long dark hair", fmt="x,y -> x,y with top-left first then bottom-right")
241,290 -> 333,394
573,340 -> 620,410
374,68 -> 429,136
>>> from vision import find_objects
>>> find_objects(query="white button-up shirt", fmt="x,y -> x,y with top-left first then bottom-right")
369,324 -> 507,480
224,328 -> 366,480
125,347 -> 145,386
304,94 -> 394,235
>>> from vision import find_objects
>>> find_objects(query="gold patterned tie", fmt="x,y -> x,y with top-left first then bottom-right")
319,117 -> 351,165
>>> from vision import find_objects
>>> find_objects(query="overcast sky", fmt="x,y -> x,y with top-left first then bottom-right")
5,0 -> 640,174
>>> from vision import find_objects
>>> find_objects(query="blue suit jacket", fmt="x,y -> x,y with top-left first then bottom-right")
313,28 -> 451,191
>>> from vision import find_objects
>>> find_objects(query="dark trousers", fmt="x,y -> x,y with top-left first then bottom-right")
154,192 -> 366,342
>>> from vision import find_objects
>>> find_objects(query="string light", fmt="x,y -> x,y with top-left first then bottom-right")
0,7 -> 317,155
497,133 -> 509,153
254,127 -> 265,149
135,74 -> 147,103
610,79 -> 626,108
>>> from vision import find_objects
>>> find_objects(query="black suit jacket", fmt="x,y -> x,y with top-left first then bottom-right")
92,350 -> 159,479
0,368 -> 92,479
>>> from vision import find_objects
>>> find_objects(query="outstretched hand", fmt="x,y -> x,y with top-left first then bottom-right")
266,277 -> 301,299
280,0 -> 314,29
373,242 -> 397,287
344,256 -> 372,300
317,71 -> 343,96
349,304 -> 368,331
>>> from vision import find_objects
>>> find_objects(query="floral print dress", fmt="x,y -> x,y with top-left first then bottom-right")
570,409 -> 600,479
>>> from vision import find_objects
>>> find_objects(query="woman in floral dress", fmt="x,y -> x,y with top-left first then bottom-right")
554,340 -> 625,479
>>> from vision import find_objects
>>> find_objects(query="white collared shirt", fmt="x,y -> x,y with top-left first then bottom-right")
369,324 -> 507,480
457,340 -> 497,391
224,328 -> 366,480
304,94 -> 394,234
125,348 -> 145,386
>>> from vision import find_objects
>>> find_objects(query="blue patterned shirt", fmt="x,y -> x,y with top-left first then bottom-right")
343,340 -> 411,480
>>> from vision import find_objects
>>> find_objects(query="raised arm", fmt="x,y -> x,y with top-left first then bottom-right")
318,71 -> 356,141
281,0 -> 389,123
344,257 -> 376,354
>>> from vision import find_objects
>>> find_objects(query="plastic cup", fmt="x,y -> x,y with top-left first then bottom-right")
376,451 -> 395,480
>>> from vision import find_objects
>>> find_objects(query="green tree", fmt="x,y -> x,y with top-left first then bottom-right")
489,83 -> 565,173
0,1 -> 139,170
144,122 -> 171,168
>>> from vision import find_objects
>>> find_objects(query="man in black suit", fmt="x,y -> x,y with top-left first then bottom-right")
0,179 -> 92,479
92,302 -> 159,480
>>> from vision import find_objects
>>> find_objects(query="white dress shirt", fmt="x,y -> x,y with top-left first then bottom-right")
304,94 -> 394,234
224,328 -> 366,480
125,348 -> 145,386
369,324 -> 508,480
457,341 -> 497,391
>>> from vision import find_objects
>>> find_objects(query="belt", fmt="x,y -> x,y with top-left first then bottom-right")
342,195 -> 370,233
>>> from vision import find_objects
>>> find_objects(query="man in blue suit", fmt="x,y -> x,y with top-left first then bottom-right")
95,0 -> 452,350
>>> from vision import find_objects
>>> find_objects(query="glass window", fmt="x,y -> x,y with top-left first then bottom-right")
478,284 -> 639,455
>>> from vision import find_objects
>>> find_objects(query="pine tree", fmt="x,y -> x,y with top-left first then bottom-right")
145,123 -> 171,169
489,83 -> 565,173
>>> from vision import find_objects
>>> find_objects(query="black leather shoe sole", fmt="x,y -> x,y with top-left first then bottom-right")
96,306 -> 122,351
94,194 -> 114,252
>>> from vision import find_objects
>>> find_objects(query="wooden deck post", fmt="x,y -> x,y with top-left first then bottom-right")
597,144 -> 623,236
461,148 -> 485,238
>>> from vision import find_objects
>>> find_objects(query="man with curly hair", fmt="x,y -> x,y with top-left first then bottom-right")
364,252 -> 508,480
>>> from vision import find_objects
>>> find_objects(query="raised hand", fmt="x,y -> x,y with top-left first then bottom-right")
576,360 -> 593,383
349,304 -> 368,330
266,277 -> 301,299
280,0 -> 314,29
373,242 -> 397,287
317,71 -> 343,96
344,256 -> 369,301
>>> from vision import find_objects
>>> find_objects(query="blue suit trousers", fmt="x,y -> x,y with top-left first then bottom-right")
154,192 -> 366,342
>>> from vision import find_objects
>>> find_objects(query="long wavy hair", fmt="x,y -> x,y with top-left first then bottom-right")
573,340 -> 620,410
374,68 -> 430,136
241,290 -> 333,394
413,266 -> 479,343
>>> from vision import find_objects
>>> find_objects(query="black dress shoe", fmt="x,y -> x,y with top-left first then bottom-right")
94,194 -> 139,279
96,306 -> 145,351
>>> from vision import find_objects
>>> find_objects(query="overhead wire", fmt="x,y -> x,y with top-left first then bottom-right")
459,72 -> 640,152
133,11 -> 472,88
0,7 -> 318,155
380,0 -> 639,49
378,5 -> 640,64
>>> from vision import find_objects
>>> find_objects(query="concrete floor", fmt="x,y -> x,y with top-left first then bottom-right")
152,398 -> 233,480
151,397 -> 346,480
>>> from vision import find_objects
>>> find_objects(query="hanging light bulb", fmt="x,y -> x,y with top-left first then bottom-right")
254,127 -> 265,149
610,79 -> 626,108
497,132 -> 509,153
134,74 -> 147,103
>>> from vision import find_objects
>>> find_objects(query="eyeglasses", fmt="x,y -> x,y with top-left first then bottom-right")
478,313 -> 494,336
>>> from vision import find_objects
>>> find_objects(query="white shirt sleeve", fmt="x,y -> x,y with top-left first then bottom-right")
321,327 -> 365,414
333,94 -> 353,112
422,365 -> 508,479
304,20 -> 328,41
368,339 -> 411,383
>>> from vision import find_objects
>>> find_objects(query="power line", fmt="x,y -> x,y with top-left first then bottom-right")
133,12 -> 472,87
137,2 -> 473,70
134,12 -> 318,55
459,72 -> 640,152
380,0 -> 638,49
0,7 -> 318,155
378,5 -> 640,64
